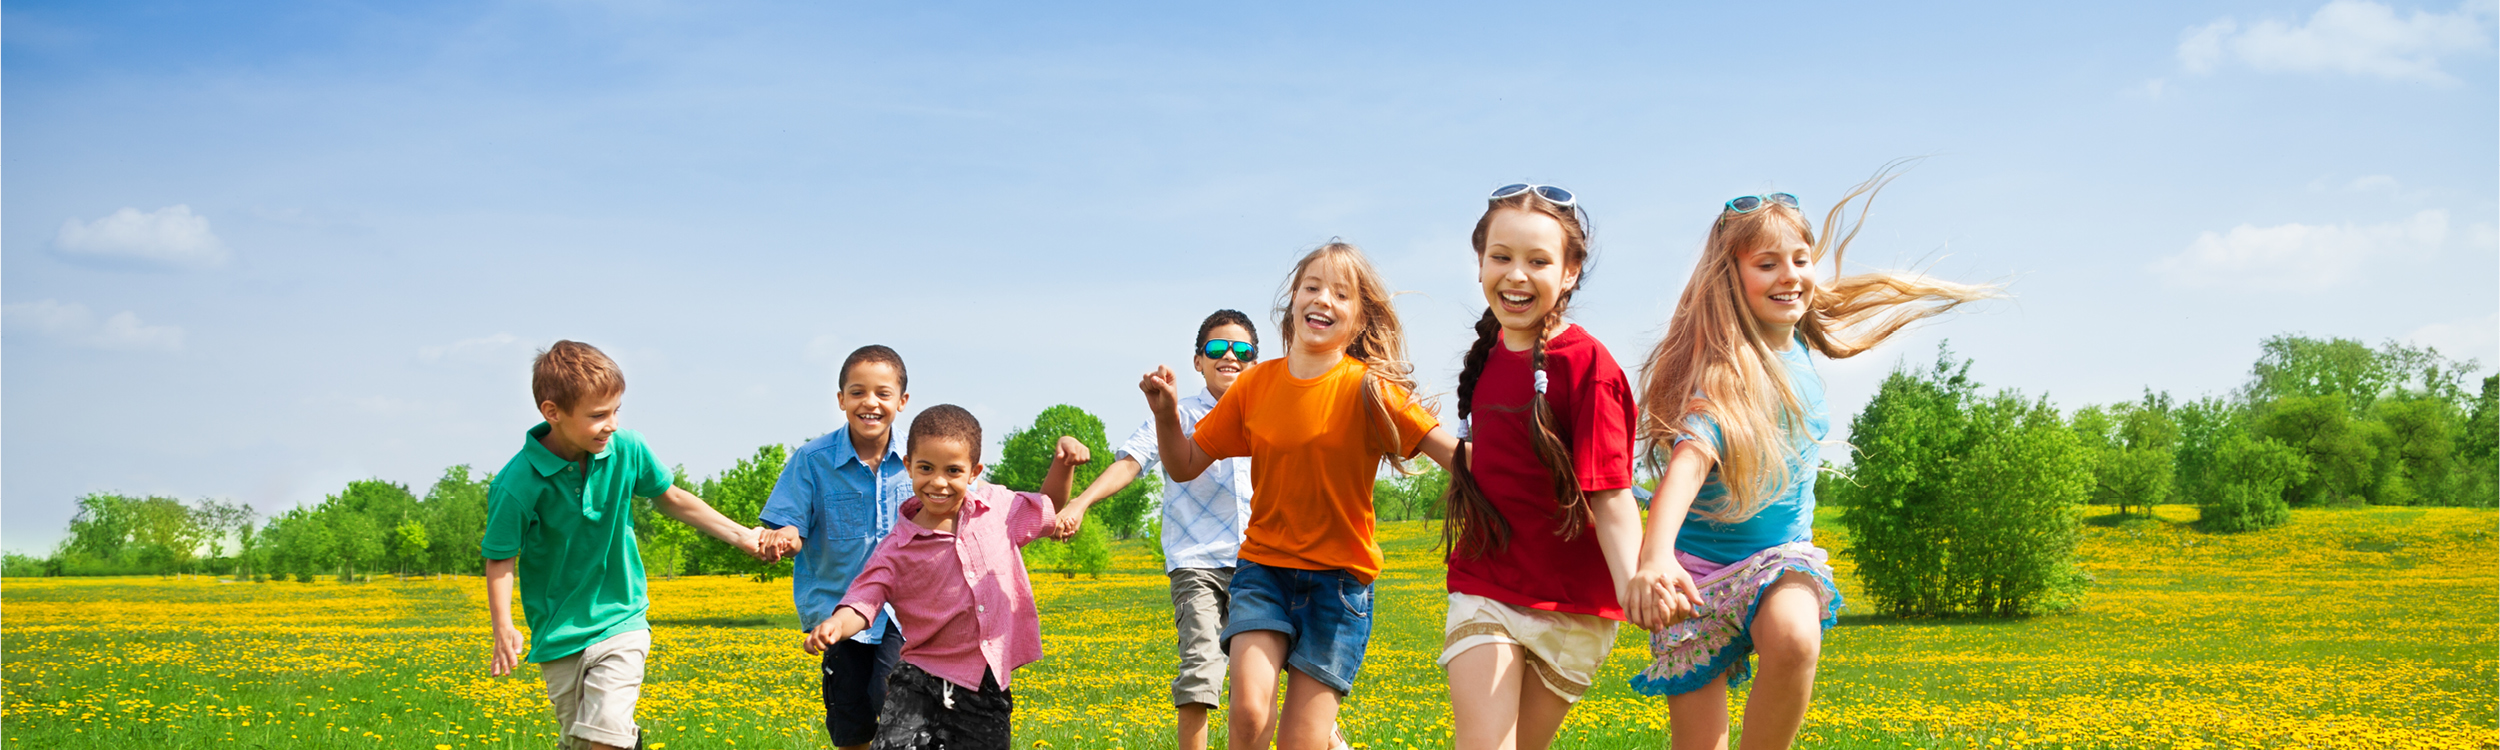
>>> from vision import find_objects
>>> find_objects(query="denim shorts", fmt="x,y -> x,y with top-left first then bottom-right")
1219,559 -> 1375,695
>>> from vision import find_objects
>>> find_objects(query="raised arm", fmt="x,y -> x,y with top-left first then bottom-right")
804,606 -> 873,655
1142,366 -> 1217,481
1043,435 -> 1093,511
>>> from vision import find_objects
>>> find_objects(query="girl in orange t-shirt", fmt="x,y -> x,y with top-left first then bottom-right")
1141,240 -> 1460,750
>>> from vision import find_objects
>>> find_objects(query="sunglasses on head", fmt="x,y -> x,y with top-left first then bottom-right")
1200,339 -> 1257,362
1489,183 -> 1576,207
1724,193 -> 1799,214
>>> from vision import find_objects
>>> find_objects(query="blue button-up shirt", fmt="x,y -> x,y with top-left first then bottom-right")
760,426 -> 912,642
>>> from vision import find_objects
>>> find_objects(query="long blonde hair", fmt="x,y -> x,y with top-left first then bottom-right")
1638,162 -> 1998,523
1274,241 -> 1427,471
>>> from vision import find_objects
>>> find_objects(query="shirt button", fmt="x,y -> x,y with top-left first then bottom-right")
977,604 -> 986,613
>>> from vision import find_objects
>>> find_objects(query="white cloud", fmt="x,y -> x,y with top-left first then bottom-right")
53,205 -> 231,268
419,333 -> 527,363
2,300 -> 185,352
2176,0 -> 2495,83
2407,311 -> 2499,367
2152,209 -> 2448,290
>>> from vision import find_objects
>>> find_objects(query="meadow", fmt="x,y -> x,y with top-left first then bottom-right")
3,506 -> 2492,749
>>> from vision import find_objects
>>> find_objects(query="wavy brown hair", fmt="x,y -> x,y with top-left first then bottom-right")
1272,241 -> 1427,470
1442,193 -> 1594,560
1637,162 -> 1999,523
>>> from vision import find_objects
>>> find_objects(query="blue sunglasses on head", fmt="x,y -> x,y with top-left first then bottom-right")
1725,193 -> 1799,213
1490,183 -> 1576,207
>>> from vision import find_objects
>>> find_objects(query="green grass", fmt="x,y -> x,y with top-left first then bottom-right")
5,505 -> 2494,749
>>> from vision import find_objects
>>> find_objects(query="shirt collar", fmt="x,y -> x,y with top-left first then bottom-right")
828,425 -> 903,470
522,422 -> 607,477
1183,388 -> 1219,409
896,482 -> 998,537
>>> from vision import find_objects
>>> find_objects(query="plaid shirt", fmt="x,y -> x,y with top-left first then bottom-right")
1115,389 -> 1253,571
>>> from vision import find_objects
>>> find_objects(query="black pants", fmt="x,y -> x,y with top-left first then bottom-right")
824,621 -> 904,746
874,663 -> 1012,750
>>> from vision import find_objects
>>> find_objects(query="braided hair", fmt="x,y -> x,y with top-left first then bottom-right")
1442,191 -> 1593,560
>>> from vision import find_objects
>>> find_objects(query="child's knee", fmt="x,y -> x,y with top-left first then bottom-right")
1754,624 -> 1821,665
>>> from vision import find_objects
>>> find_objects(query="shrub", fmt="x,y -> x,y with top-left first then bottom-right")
2197,430 -> 2308,532
1839,345 -> 2091,617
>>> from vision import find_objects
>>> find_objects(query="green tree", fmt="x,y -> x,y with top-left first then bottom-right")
1839,345 -> 2091,617
126,496 -> 206,575
2254,393 -> 2381,505
2171,396 -> 2239,509
422,465 -> 492,575
2243,335 -> 2389,415
2104,392 -> 2180,516
2457,376 -> 2499,508
389,518 -> 431,576
2198,430 -> 2308,532
637,466 -> 705,578
329,511 -> 384,580
1001,405 -> 1119,576
1374,465 -> 1450,522
681,445 -> 790,581
2368,396 -> 2457,506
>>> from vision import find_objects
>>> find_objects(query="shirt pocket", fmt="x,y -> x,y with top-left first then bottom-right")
822,489 -> 875,540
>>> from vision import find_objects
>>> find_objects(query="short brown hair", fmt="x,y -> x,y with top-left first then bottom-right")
532,340 -> 625,413
907,404 -> 984,464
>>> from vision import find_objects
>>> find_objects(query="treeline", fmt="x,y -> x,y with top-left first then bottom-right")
1834,334 -> 2495,618
6,405 -> 1169,580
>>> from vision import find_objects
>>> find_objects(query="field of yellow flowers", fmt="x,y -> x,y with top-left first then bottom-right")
4,505 -> 2493,749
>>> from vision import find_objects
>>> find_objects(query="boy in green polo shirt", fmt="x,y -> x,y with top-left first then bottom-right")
483,340 -> 778,750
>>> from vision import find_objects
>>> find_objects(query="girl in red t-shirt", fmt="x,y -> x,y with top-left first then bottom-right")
1438,183 -> 1647,750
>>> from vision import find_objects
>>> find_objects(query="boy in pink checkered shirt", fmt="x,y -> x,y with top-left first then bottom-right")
804,404 -> 1088,750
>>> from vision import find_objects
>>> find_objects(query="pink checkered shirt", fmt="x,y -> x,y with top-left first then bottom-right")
837,481 -> 1055,691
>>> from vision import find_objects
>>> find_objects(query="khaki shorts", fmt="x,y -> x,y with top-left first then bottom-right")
541,629 -> 649,749
1169,567 -> 1234,708
1437,593 -> 1618,703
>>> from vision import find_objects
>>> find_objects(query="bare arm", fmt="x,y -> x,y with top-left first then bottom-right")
1057,456 -> 1142,539
1043,436 -> 1092,511
803,605 -> 873,655
485,556 -> 524,676
651,485 -> 766,559
1414,425 -> 1460,472
1625,440 -> 1713,630
1142,366 -> 1217,482
1587,487 -> 1643,619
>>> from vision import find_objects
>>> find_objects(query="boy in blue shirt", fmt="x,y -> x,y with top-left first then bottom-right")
758,344 -> 915,750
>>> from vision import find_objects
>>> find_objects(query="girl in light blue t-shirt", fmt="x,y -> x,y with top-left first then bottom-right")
1623,164 -> 1997,748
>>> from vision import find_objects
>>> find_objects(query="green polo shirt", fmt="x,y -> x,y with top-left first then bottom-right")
482,423 -> 672,663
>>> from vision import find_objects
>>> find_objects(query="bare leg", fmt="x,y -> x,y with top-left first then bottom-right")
1511,667 -> 1574,750
1736,573 -> 1824,750
1665,674 -> 1732,750
1448,643 -> 1526,750
1179,704 -> 1212,750
1276,668 -> 1342,750
1228,631 -> 1289,750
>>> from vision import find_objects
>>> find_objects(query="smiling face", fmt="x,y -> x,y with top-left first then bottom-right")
1193,322 -> 1255,397
905,435 -> 982,522
539,389 -> 623,461
1288,256 -> 1363,355
1737,219 -> 1815,345
1478,207 -> 1580,350
838,360 -> 909,453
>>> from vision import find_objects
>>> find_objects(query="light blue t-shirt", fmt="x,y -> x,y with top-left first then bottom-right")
759,426 -> 913,641
1674,340 -> 1828,565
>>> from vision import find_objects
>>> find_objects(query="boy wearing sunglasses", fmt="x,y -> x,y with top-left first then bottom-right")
1058,309 -> 1261,750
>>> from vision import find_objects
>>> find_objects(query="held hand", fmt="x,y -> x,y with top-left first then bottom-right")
763,526 -> 804,559
1139,366 -> 1180,414
1053,435 -> 1093,468
490,624 -> 526,677
1052,506 -> 1086,541
738,526 -> 779,563
1653,558 -> 1703,626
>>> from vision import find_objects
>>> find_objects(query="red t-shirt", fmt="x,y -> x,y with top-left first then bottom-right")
1444,324 -> 1638,619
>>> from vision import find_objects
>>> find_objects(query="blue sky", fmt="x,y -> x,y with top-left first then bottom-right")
6,0 -> 2495,553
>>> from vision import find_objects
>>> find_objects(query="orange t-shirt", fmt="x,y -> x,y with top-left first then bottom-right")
1192,355 -> 1440,583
